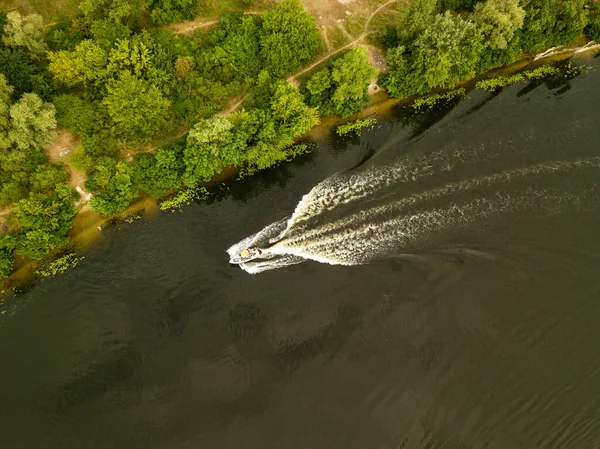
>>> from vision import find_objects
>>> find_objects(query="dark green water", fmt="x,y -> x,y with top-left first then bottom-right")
1,56 -> 600,449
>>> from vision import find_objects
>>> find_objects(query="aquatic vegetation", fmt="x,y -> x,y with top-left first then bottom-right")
412,88 -> 466,110
523,65 -> 560,80
159,187 -> 209,212
336,118 -> 378,137
36,253 -> 84,278
476,73 -> 524,91
564,62 -> 594,78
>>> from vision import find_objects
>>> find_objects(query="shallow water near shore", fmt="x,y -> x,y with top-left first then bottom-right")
1,56 -> 600,449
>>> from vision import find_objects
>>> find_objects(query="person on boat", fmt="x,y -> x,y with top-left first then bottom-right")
240,249 -> 250,259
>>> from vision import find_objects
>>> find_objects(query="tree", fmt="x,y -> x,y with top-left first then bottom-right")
383,12 -> 483,97
48,40 -> 108,87
89,162 -> 137,215
148,0 -> 198,25
106,38 -> 152,79
8,93 -> 56,151
90,19 -> 132,51
330,47 -> 377,116
397,0 -> 438,44
53,94 -> 102,134
2,12 -> 45,57
0,75 -> 13,140
78,0 -> 147,24
103,72 -> 171,141
552,0 -> 587,45
0,234 -> 15,280
473,0 -> 525,50
518,0 -> 586,52
133,145 -> 184,197
586,4 -> 600,41
260,0 -> 320,76
182,115 -> 245,185
0,46 -> 44,99
174,55 -> 194,80
11,184 -> 79,259
0,10 -> 7,40
304,47 -> 376,117
197,13 -> 262,85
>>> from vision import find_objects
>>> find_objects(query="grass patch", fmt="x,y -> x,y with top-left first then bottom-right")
365,3 -> 404,34
197,0 -> 274,17
412,88 -> 466,110
336,117 -> 377,136
327,25 -> 351,50
344,14 -> 367,38
1,0 -> 80,23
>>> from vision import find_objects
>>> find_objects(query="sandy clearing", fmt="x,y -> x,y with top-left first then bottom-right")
46,129 -> 92,211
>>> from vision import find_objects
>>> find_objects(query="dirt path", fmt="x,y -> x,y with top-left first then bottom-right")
220,93 -> 248,116
288,0 -> 399,82
163,19 -> 219,35
337,23 -> 354,41
322,26 -> 332,52
163,10 -> 262,35
46,129 -> 92,211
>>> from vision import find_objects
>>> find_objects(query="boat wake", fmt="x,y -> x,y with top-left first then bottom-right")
228,146 -> 600,274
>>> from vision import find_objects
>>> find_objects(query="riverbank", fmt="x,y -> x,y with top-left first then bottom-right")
0,40 -> 598,297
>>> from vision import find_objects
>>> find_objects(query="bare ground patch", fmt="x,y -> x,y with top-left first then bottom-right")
46,129 -> 92,210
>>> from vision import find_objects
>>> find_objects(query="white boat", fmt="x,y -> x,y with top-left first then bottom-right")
229,248 -> 263,264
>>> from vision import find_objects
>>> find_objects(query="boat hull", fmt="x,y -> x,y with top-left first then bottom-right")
229,248 -> 263,264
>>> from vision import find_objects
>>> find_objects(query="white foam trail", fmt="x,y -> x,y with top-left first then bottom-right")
283,158 -> 600,246
227,155 -> 600,273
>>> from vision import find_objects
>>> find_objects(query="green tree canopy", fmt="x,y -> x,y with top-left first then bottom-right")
8,93 -> 56,151
48,40 -> 108,87
473,0 -> 525,50
259,0 -> 321,76
78,0 -> 147,24
182,115 -> 245,185
304,47 -> 376,117
0,234 -> 15,280
89,161 -> 137,215
382,11 -> 483,97
103,72 -> 171,141
133,144 -> 185,197
148,0 -> 198,25
11,184 -> 79,259
520,0 -> 588,52
1,12 -> 45,57
397,0 -> 438,44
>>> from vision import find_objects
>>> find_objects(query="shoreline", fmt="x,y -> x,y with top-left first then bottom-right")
1,42 -> 598,297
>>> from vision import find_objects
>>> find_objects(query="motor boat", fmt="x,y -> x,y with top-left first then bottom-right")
268,232 -> 285,245
229,248 -> 262,264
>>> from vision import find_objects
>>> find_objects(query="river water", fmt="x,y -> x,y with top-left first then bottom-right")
1,55 -> 600,449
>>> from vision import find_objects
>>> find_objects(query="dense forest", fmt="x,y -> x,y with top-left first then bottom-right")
379,0 -> 596,96
0,0 -> 599,280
